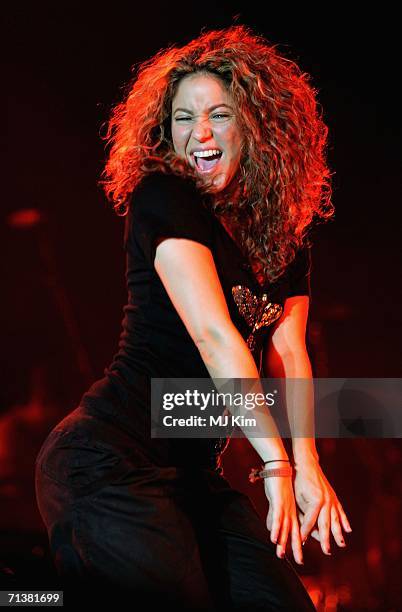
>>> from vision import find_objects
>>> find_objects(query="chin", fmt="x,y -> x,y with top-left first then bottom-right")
211,172 -> 229,192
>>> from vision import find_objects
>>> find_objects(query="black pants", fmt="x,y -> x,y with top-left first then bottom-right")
35,404 -> 315,611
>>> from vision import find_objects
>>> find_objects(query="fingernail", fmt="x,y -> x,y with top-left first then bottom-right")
302,539 -> 306,546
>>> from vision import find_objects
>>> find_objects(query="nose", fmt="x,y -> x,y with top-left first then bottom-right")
192,117 -> 213,141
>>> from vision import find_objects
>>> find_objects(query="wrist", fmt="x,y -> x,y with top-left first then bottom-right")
293,450 -> 319,471
251,438 -> 289,466
263,458 -> 292,467
292,438 -> 319,465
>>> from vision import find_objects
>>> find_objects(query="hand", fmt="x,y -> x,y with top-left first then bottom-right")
264,469 -> 304,565
293,459 -> 352,555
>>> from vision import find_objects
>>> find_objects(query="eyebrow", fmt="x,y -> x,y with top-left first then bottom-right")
173,103 -> 234,114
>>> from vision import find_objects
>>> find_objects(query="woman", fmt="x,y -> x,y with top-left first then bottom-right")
35,25 -> 352,610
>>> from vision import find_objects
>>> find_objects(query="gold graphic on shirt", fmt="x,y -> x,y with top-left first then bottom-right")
231,285 -> 283,352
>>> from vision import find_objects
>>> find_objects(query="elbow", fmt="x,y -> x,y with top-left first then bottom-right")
194,322 -> 237,359
265,345 -> 312,377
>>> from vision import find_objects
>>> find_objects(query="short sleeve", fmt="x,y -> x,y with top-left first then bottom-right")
126,171 -> 213,266
285,244 -> 312,299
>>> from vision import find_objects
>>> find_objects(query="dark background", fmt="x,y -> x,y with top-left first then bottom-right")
2,3 -> 400,610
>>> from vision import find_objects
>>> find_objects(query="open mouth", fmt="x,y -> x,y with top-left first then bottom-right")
192,150 -> 223,173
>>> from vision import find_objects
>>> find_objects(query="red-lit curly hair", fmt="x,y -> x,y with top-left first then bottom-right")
100,24 -> 334,283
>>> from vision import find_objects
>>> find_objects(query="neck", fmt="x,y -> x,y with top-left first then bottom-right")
211,176 -> 243,211
223,173 -> 243,202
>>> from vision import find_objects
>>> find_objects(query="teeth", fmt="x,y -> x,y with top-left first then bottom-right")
193,149 -> 222,158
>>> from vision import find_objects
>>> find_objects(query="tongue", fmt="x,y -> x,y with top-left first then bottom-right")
197,156 -> 221,171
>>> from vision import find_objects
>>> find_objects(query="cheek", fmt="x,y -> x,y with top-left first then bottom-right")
227,140 -> 243,165
172,129 -> 189,153
222,128 -> 243,158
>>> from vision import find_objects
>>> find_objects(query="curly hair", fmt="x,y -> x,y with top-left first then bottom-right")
100,24 -> 334,283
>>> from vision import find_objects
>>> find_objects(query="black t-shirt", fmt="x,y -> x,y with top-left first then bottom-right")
81,170 -> 311,466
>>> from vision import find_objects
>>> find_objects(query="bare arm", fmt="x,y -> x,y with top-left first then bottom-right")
263,294 -> 319,465
154,236 -> 288,463
263,296 -> 352,553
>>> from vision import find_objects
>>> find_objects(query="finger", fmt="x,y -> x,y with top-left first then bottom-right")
277,517 -> 290,559
297,511 -> 305,529
299,503 -> 321,543
331,506 -> 346,548
290,518 -> 304,565
317,504 -> 331,555
266,509 -> 273,533
297,511 -> 308,546
337,502 -> 352,533
270,510 -> 283,545
310,528 -> 320,542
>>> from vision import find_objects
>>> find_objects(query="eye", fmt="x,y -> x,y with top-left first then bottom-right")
212,113 -> 231,121
175,117 -> 192,122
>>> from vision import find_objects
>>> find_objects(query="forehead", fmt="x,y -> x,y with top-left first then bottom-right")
172,73 -> 231,109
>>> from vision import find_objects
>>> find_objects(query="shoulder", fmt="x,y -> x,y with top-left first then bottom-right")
124,170 -> 214,264
265,243 -> 312,302
284,243 -> 312,276
131,170 -> 203,214
135,169 -> 186,192
129,170 -> 212,231
284,242 -> 312,299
